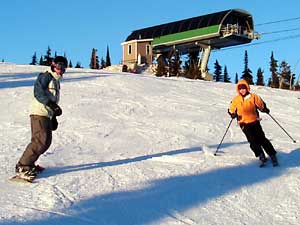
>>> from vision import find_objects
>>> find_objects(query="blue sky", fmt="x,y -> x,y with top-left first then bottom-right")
1,0 -> 300,82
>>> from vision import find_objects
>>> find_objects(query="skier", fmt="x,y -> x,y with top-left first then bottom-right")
15,56 -> 68,181
228,79 -> 278,167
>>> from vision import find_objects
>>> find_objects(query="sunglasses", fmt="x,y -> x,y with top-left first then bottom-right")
55,62 -> 67,73
238,84 -> 247,90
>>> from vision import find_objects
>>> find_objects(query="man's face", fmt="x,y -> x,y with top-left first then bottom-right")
54,62 -> 66,75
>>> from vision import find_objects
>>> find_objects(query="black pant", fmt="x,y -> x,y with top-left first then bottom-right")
240,121 -> 276,157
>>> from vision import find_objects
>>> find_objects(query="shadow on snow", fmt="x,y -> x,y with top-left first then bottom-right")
0,72 -> 114,89
43,146 -> 204,177
2,147 -> 300,225
41,141 -> 248,177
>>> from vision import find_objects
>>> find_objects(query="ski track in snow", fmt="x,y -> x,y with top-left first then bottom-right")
0,64 -> 300,225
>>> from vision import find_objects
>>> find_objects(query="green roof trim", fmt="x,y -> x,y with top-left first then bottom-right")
153,25 -> 220,46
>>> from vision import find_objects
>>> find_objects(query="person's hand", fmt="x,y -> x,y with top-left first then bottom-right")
262,107 -> 270,114
47,101 -> 62,116
228,109 -> 237,119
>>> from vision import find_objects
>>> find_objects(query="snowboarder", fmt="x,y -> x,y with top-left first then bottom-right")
14,56 -> 68,181
228,80 -> 278,167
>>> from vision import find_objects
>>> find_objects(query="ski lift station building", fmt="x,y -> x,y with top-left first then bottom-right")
121,9 -> 260,79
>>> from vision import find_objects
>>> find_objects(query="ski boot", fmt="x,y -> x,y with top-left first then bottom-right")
270,154 -> 279,167
259,153 -> 267,167
14,164 -> 38,182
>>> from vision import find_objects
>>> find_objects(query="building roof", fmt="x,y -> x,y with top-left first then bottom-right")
125,9 -> 256,53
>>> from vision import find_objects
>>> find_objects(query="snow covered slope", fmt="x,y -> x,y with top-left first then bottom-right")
0,63 -> 299,225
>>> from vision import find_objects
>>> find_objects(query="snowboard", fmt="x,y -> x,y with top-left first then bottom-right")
9,175 -> 35,183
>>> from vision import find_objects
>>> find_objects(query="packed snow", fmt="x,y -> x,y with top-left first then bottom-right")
0,63 -> 299,225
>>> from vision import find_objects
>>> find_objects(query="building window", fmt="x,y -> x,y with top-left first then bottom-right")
128,45 -> 132,55
146,45 -> 151,55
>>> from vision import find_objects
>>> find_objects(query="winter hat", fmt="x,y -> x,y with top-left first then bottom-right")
54,56 -> 68,68
236,80 -> 250,94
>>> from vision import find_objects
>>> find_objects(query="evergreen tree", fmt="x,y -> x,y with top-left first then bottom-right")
192,51 -> 202,79
213,60 -> 222,82
100,57 -> 106,69
44,46 -> 53,66
183,51 -> 200,79
294,76 -> 300,90
39,56 -> 44,65
269,51 -> 279,88
175,53 -> 182,77
106,46 -> 111,67
30,52 -> 37,65
193,64 -> 202,80
89,48 -> 99,69
69,60 -> 73,68
155,54 -> 168,77
267,78 -> 271,87
256,67 -> 265,86
75,62 -> 82,68
235,73 -> 239,83
279,60 -> 292,89
168,50 -> 181,77
223,66 -> 231,82
290,73 -> 296,90
241,50 -> 253,84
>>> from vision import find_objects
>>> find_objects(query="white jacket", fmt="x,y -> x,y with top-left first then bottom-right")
30,69 -> 62,118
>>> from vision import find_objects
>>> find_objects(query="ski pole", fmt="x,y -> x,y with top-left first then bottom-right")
268,113 -> 296,143
214,117 -> 234,156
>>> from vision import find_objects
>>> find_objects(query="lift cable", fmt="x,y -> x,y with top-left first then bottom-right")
260,27 -> 300,35
215,33 -> 300,51
256,16 -> 300,26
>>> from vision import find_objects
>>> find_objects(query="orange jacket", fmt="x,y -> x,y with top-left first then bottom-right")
229,80 -> 266,124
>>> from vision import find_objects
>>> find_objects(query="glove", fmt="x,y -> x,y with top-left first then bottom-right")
262,107 -> 270,114
228,109 -> 237,119
262,102 -> 270,114
47,101 -> 62,116
50,116 -> 58,131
